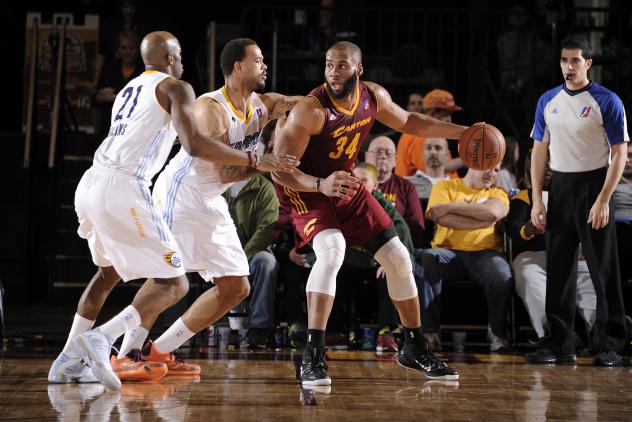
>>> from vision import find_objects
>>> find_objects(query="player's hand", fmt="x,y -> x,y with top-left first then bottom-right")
256,153 -> 299,173
587,199 -> 609,229
289,247 -> 306,267
530,200 -> 547,231
319,171 -> 359,199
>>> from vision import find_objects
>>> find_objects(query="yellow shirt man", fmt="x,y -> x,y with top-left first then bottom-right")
427,175 -> 509,251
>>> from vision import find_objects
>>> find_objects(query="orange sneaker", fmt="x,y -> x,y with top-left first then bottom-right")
110,349 -> 168,382
142,341 -> 201,376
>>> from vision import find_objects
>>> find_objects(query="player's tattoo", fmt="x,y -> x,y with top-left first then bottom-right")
217,165 -> 259,183
269,97 -> 300,120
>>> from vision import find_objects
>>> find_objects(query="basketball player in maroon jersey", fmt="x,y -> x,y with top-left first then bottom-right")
272,41 -> 468,385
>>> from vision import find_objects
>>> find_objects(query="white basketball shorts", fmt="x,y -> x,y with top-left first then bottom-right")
74,165 -> 185,281
152,172 -> 250,282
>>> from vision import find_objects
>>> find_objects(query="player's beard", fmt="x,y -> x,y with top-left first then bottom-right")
326,72 -> 358,99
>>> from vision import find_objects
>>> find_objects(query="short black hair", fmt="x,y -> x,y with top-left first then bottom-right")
328,41 -> 362,63
220,38 -> 257,76
560,35 -> 592,60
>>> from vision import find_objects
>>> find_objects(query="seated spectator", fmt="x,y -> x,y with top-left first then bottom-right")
614,143 -> 632,284
405,137 -> 452,201
507,153 -> 596,341
94,30 -> 143,138
223,174 -> 280,349
495,136 -> 522,194
407,91 -> 425,113
328,162 -> 416,352
364,136 -> 426,249
418,164 -> 513,352
395,89 -> 464,177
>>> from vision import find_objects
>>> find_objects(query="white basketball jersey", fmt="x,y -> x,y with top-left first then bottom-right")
93,71 -> 178,181
163,86 -> 268,197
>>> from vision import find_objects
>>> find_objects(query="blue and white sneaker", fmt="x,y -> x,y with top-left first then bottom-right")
48,352 -> 98,383
74,330 -> 121,390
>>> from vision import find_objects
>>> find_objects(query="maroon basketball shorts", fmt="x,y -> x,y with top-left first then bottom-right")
280,185 -> 393,249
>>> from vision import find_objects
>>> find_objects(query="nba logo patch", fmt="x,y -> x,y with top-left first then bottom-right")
256,108 -> 263,118
363,99 -> 369,110
579,106 -> 592,118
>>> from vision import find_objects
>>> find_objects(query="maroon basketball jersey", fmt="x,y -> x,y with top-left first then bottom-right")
299,82 -> 378,177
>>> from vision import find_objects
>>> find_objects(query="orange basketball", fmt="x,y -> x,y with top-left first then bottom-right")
458,122 -> 506,171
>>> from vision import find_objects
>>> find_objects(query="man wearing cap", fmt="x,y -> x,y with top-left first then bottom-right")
395,89 -> 464,177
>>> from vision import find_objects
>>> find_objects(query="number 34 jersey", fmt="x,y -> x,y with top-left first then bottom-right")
300,81 -> 377,178
93,70 -> 178,181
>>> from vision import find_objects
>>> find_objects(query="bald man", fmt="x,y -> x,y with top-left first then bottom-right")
48,31 -> 298,389
405,138 -> 451,200
364,136 -> 426,248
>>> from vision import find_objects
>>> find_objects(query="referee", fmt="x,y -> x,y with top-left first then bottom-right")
526,36 -> 629,366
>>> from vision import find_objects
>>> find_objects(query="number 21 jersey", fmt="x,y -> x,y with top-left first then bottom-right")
93,70 -> 178,181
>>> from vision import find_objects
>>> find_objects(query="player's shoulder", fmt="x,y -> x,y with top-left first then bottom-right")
363,81 -> 387,99
157,76 -> 194,97
294,95 -> 326,116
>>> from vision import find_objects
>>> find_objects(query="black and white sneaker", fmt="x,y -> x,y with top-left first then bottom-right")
396,344 -> 459,380
299,344 -> 331,386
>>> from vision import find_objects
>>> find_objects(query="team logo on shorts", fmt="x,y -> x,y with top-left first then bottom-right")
163,250 -> 182,268
304,218 -> 318,237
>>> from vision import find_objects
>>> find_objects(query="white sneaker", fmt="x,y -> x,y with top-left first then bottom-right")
48,352 -> 98,383
74,330 -> 121,390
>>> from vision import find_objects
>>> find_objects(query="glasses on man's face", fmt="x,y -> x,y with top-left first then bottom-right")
366,148 -> 396,158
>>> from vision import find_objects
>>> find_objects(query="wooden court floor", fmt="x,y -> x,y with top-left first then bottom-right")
1,348 -> 631,421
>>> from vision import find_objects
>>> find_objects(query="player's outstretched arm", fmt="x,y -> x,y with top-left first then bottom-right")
366,81 -> 467,140
271,98 -> 359,197
159,78 -> 298,172
259,92 -> 303,120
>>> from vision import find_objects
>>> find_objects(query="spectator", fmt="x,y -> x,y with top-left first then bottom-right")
395,89 -> 464,177
94,30 -> 143,138
495,136 -> 522,194
364,136 -> 426,249
98,0 -> 142,76
407,92 -> 425,113
614,142 -> 632,284
418,164 -> 513,352
405,137 -> 452,201
508,152 -> 596,341
223,174 -> 280,349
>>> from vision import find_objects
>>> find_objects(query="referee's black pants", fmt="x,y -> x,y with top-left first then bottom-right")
546,167 -> 627,354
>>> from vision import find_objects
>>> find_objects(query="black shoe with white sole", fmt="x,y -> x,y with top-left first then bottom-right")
396,344 -> 459,380
299,344 -> 331,386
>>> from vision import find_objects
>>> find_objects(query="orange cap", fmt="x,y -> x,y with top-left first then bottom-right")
422,89 -> 463,111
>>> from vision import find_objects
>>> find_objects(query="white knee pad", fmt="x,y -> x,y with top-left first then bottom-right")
305,229 -> 346,296
374,237 -> 417,301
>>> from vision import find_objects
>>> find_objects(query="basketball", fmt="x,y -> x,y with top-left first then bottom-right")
458,122 -> 506,171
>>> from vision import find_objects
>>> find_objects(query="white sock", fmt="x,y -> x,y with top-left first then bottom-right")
62,313 -> 95,357
97,305 -> 141,344
118,326 -> 149,358
153,318 -> 195,353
